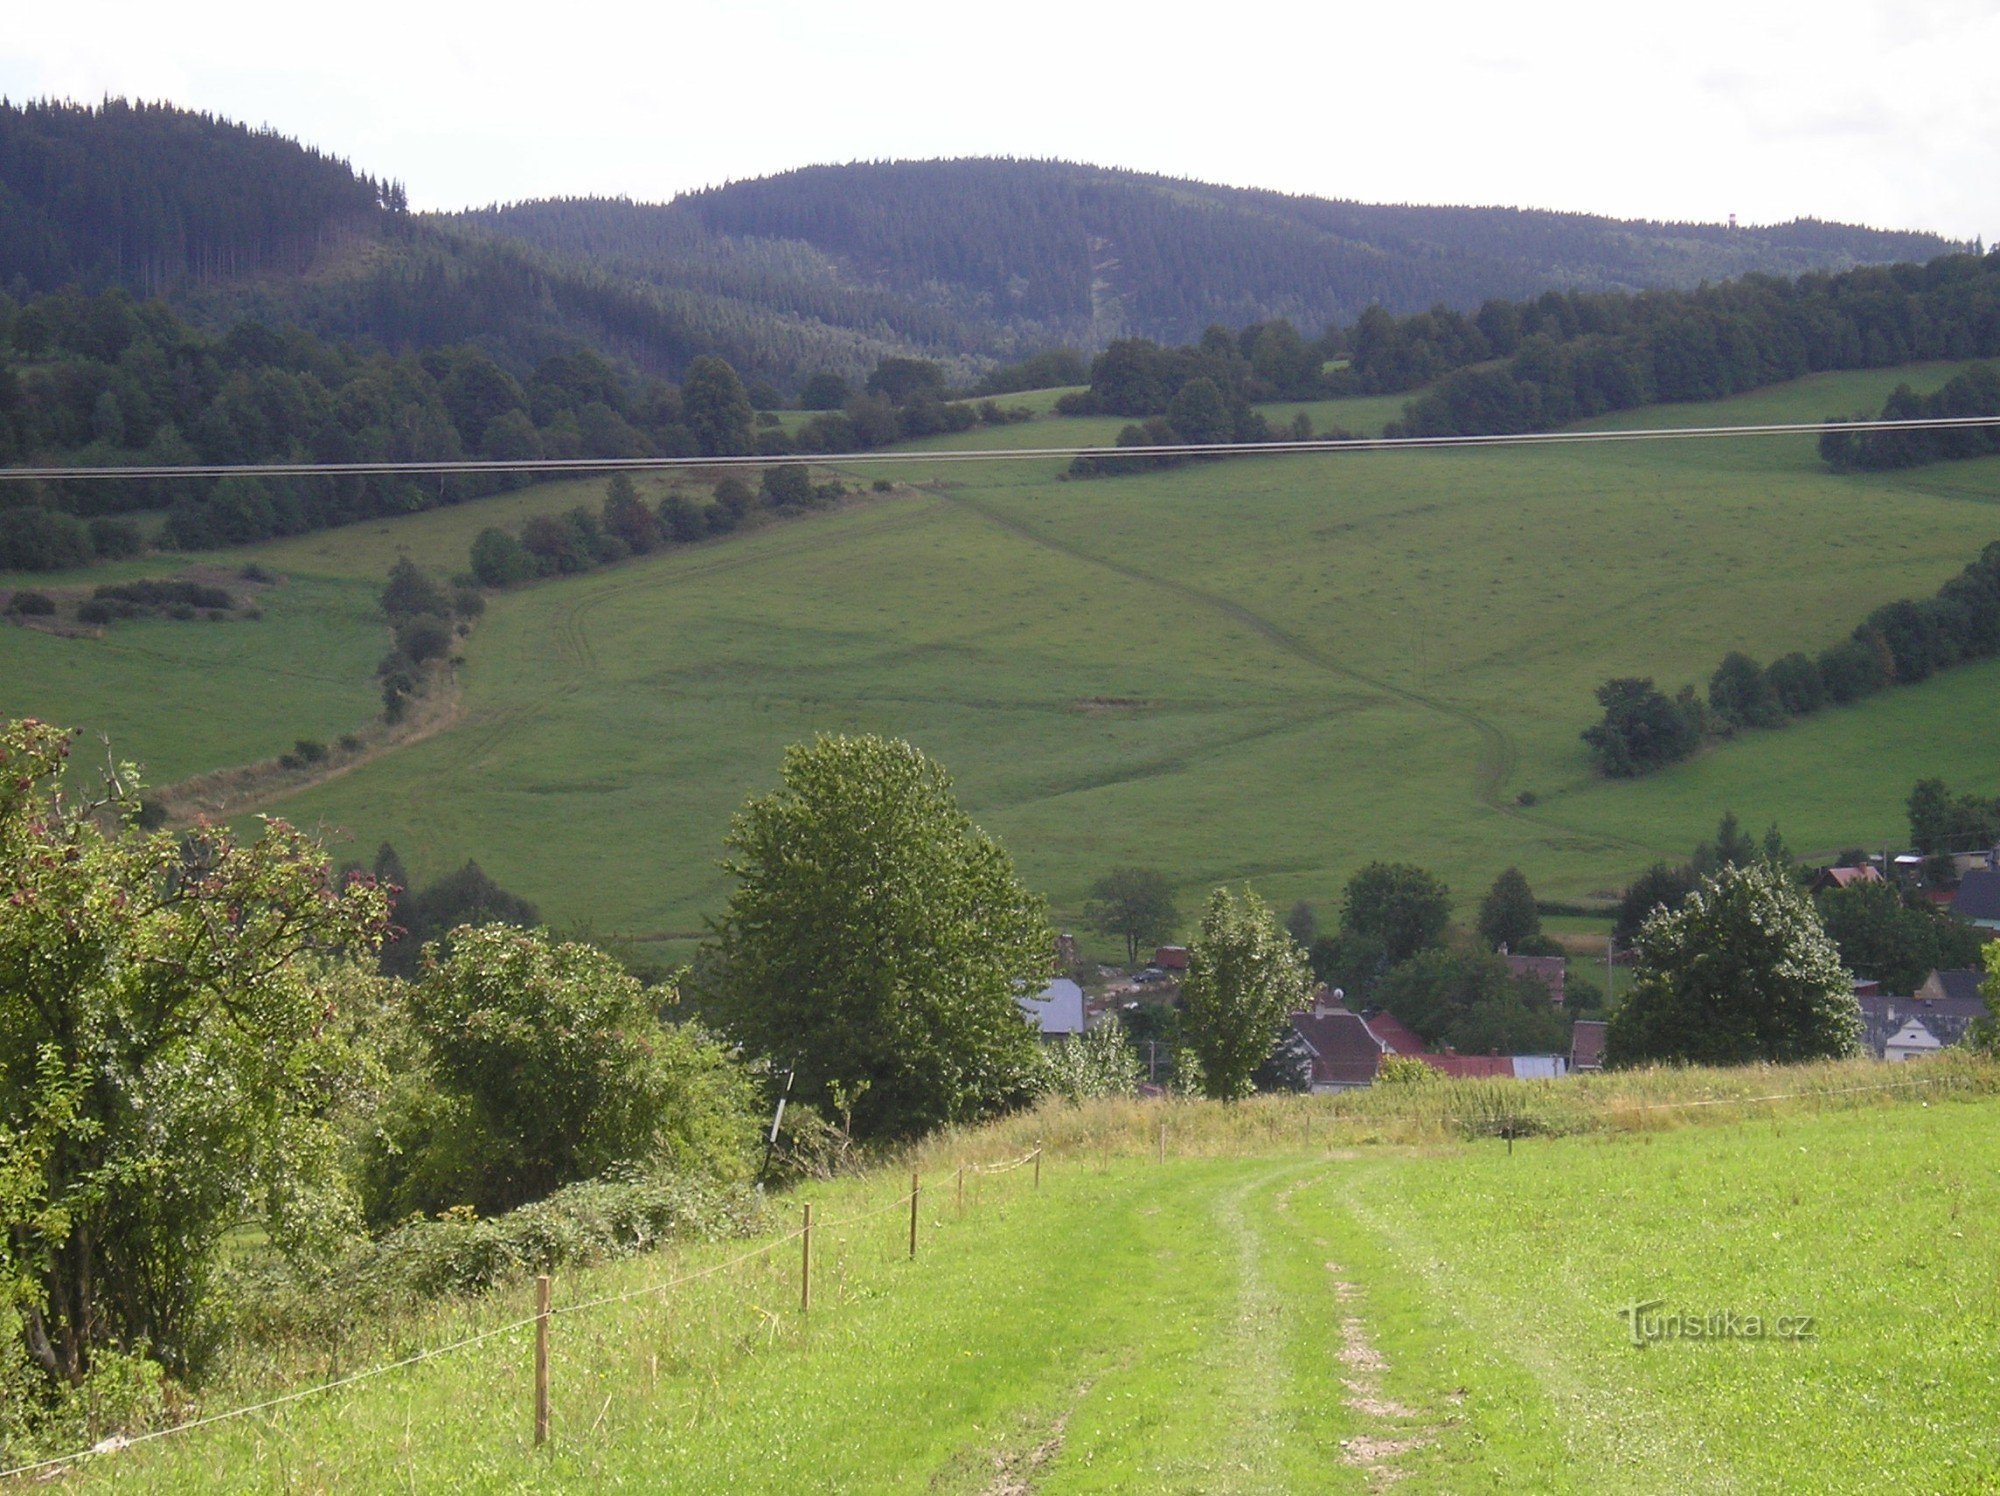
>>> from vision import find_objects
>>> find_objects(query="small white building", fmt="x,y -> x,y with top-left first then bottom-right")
1017,977 -> 1086,1038
1884,1017 -> 1944,1062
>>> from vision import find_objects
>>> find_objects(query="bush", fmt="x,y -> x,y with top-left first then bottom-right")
1376,1054 -> 1441,1086
469,527 -> 535,588
387,926 -> 759,1215
86,516 -> 143,559
1033,1023 -> 1141,1102
0,505 -> 92,571
5,590 -> 55,616
76,599 -> 113,624
395,614 -> 453,666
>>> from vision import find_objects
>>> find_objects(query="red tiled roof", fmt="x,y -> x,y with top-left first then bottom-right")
1362,1011 -> 1430,1057
1289,1010 -> 1382,1087
1815,865 -> 1883,890
1570,1019 -> 1607,1071
1153,945 -> 1190,970
1504,954 -> 1567,1003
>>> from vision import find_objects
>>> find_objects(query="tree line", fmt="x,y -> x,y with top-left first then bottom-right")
1820,363 -> 2000,472
1584,540 -> 2000,776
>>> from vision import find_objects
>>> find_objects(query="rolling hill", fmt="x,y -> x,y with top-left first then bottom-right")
461,162 -> 1962,360
0,101 -> 1966,392
7,362 -> 1999,959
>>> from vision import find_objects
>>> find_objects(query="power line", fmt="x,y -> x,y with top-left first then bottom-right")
1,414 -> 1996,483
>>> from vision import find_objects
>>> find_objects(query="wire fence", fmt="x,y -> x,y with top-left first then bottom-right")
0,1151 -> 1040,1484
0,1066 -> 1975,1481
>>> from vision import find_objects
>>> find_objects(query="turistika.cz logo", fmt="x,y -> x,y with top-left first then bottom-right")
1616,1299 -> 1817,1348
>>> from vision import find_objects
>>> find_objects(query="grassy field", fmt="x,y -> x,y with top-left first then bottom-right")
6,368 -> 2000,953
51,1062 -> 2000,1492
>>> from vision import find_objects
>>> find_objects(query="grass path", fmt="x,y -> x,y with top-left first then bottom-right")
45,1087 -> 2000,1491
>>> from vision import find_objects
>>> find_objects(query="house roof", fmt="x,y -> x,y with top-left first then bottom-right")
1570,1019 -> 1608,1070
1361,1010 -> 1429,1057
1920,968 -> 1988,1005
1503,954 -> 1567,1002
1417,1053 -> 1515,1079
1153,945 -> 1190,971
1815,864 -> 1884,890
1289,1009 -> 1382,1087
1952,869 -> 2000,923
1857,991 -> 1988,1056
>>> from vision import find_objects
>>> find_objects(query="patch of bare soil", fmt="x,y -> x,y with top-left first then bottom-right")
1072,696 -> 1151,714
978,1378 -> 1095,1496
1327,1263 -> 1445,1491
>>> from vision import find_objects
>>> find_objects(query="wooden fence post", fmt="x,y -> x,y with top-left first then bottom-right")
1033,1143 -> 1041,1190
1159,1120 -> 1166,1164
956,1163 -> 965,1217
533,1273 -> 551,1447
909,1172 -> 920,1259
801,1202 -> 813,1315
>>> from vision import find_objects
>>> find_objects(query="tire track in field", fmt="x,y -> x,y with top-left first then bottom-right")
943,491 -> 1652,852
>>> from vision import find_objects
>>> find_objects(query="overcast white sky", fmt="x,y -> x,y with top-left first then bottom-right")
4,1 -> 1994,240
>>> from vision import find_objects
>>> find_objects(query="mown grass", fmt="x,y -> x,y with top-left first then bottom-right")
7,369 -> 2000,953
38,1056 -> 2000,1492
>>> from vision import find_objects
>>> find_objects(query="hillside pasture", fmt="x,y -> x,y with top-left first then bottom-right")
5,369 -> 1999,950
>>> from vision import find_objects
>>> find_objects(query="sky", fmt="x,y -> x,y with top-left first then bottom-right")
4,0 -> 1994,240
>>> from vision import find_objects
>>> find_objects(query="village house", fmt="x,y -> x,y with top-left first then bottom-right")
1502,953 -> 1566,1004
1811,863 -> 1884,894
1856,970 -> 1989,1060
1950,869 -> 2000,934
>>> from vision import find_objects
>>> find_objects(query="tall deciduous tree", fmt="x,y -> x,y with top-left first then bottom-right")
1475,867 -> 1540,952
1179,888 -> 1313,1100
1340,862 -> 1453,965
680,356 -> 755,457
1084,867 -> 1180,966
0,719 -> 387,1384
1607,861 -> 1859,1067
707,735 -> 1049,1140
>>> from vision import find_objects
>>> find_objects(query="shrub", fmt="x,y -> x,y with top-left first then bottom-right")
392,926 -> 759,1214
395,614 -> 453,666
1034,1022 -> 1142,1102
76,599 -> 113,624
6,590 -> 55,616
86,516 -> 143,559
0,505 -> 92,571
469,527 -> 534,588
1376,1054 -> 1441,1086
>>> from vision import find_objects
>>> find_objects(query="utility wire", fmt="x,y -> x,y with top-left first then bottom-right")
2,415 -> 1997,483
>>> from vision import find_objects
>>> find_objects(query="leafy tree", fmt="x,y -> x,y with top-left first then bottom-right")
1178,887 -> 1313,1100
1165,376 -> 1232,444
1475,866 -> 1540,951
1764,652 -> 1825,715
657,491 -> 709,544
391,926 -> 756,1214
760,464 -> 813,508
865,357 -> 948,404
1691,810 -> 1759,876
709,476 -> 755,534
382,858 -> 539,977
680,356 -> 755,456
707,735 -> 1050,1139
1708,651 -> 1783,729
1817,879 -> 1982,995
1907,777 -> 2000,856
1339,861 -> 1452,965
1607,861 -> 1859,1066
799,371 -> 850,410
1376,948 -> 1566,1052
601,472 -> 661,553
0,719 -> 388,1384
1582,677 -> 1699,776
1084,867 -> 1180,966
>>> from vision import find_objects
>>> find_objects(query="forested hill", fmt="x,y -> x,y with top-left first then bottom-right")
0,103 -> 1968,393
460,159 -> 1962,353
0,99 -> 400,295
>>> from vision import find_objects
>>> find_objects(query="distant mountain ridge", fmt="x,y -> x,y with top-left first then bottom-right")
0,101 -> 1967,389
460,159 -> 1962,358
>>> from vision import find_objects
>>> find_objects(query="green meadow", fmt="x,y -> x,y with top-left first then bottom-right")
54,1064 -> 2000,1492
5,365 -> 1999,951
